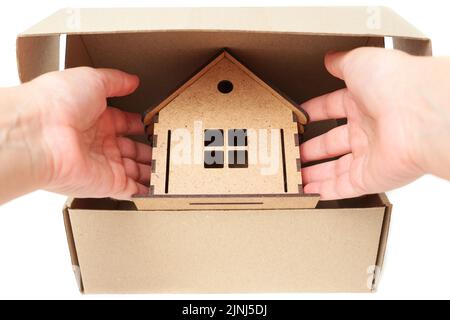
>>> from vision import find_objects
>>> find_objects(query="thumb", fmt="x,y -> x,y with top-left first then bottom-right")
95,68 -> 140,98
324,50 -> 352,80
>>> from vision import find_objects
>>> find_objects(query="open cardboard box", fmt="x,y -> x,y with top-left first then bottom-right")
16,7 -> 431,293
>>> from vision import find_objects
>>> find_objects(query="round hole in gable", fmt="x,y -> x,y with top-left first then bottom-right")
217,80 -> 233,94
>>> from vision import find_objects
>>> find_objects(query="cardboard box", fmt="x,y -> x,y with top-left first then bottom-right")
16,7 -> 431,293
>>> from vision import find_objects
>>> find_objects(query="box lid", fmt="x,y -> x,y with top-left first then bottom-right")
20,7 -> 428,38
17,6 -> 432,84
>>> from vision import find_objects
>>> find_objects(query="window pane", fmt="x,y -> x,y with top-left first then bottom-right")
228,150 -> 248,168
228,129 -> 247,147
204,129 -> 224,147
204,150 -> 224,168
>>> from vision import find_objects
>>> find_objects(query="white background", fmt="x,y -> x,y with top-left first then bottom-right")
0,0 -> 449,300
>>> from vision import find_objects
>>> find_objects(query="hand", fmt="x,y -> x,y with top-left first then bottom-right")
3,67 -> 150,202
301,48 -> 450,200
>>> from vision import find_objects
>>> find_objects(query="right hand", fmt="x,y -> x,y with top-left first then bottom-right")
301,47 -> 450,200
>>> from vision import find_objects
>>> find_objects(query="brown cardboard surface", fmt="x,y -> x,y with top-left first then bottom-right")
17,7 -> 432,88
62,198 -> 83,291
16,6 -> 430,293
20,7 -> 428,38
372,193 -> 393,291
67,196 -> 386,293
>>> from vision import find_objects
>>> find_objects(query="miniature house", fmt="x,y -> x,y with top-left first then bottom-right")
135,51 -> 319,210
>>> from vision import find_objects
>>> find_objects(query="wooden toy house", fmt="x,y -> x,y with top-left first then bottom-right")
135,51 -> 320,210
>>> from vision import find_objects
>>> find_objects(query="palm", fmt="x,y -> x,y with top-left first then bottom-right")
346,95 -> 418,193
301,48 -> 423,199
33,67 -> 150,199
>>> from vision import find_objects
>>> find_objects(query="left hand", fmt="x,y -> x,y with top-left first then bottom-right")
18,67 -> 150,200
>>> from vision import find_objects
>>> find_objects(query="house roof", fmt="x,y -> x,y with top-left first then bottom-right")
142,50 -> 309,126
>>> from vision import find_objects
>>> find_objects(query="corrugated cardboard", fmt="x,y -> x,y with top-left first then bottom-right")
65,196 -> 387,293
17,7 -> 431,293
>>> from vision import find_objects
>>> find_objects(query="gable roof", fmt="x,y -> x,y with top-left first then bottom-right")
142,50 -> 309,126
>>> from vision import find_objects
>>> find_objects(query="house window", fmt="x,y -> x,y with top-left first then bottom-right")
204,129 -> 224,147
204,150 -> 224,168
227,129 -> 248,168
204,129 -> 224,168
204,129 -> 248,168
228,129 -> 247,147
228,150 -> 248,168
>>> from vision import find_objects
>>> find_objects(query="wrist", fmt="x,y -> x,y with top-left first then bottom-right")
0,85 -> 50,202
409,56 -> 450,179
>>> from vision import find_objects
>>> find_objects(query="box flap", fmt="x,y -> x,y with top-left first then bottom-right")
21,7 -> 428,38
17,7 -> 432,84
16,35 -> 60,84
